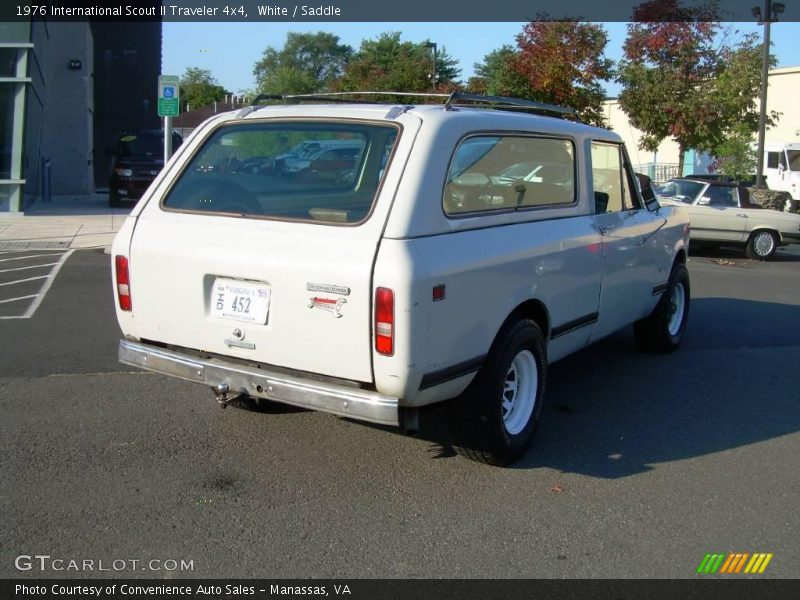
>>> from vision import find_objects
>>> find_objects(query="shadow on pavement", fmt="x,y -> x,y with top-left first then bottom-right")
392,297 -> 800,475
689,243 -> 800,263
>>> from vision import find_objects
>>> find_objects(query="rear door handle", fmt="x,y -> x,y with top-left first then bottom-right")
736,213 -> 748,218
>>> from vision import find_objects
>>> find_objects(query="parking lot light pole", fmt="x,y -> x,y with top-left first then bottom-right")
425,42 -> 437,92
753,0 -> 784,189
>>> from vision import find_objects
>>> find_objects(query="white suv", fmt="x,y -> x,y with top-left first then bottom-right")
112,93 -> 690,466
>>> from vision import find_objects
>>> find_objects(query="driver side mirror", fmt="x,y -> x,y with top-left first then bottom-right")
634,172 -> 658,207
698,196 -> 711,206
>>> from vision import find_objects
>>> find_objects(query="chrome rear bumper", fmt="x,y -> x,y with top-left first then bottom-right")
118,339 -> 399,426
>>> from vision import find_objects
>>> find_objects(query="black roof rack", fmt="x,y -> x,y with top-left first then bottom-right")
250,91 -> 575,119
444,92 -> 574,117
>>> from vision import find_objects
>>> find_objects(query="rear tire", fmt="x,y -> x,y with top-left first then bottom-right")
635,263 -> 690,353
745,230 -> 778,260
449,319 -> 547,466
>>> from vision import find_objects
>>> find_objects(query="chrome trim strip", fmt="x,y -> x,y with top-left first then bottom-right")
119,340 -> 399,426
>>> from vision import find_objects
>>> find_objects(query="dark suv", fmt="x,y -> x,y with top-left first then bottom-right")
109,130 -> 182,207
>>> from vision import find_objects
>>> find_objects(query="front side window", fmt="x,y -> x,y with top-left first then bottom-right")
787,150 -> 800,172
443,135 -> 575,215
656,180 -> 705,204
591,141 -> 643,213
162,122 -> 399,224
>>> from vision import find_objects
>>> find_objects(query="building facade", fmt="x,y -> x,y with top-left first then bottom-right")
0,20 -> 160,212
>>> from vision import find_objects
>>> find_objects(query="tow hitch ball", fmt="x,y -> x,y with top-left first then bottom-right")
213,383 -> 240,409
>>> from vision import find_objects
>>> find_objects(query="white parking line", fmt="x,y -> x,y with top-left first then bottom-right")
0,294 -> 37,304
0,262 -> 59,274
0,249 -> 74,319
0,252 -> 67,263
0,275 -> 49,287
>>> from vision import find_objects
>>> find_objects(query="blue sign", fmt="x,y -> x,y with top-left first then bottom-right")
163,86 -> 175,98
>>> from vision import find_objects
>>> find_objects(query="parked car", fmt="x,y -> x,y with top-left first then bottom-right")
111,93 -> 690,466
283,145 -> 364,180
108,130 -> 182,207
657,177 -> 800,260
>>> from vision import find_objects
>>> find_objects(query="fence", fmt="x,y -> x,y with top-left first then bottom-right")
635,163 -> 681,185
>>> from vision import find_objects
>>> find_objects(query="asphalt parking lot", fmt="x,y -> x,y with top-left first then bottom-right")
1,247 -> 798,579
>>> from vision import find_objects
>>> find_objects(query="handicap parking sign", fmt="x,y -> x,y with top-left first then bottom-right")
163,86 -> 175,98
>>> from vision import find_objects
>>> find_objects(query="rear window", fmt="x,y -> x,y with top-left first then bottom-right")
118,134 -> 161,158
444,135 -> 576,215
162,121 -> 399,224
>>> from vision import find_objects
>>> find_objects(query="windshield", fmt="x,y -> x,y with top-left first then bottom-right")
118,134 -> 161,158
656,180 -> 705,203
162,121 -> 399,224
787,150 -> 800,172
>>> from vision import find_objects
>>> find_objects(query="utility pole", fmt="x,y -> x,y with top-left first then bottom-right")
753,0 -> 784,189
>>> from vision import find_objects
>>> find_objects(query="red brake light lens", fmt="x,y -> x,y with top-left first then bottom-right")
115,255 -> 132,311
375,287 -> 394,356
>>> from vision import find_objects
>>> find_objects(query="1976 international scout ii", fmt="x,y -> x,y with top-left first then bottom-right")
112,93 -> 690,466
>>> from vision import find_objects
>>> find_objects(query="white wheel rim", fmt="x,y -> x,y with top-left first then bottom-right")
501,350 -> 538,435
667,282 -> 685,336
753,232 -> 775,257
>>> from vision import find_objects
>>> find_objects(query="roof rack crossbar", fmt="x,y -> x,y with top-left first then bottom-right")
444,92 -> 575,116
251,91 -> 451,106
250,90 -> 575,119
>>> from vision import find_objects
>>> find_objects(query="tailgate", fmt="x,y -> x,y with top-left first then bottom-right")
118,113 -> 420,383
128,212 -> 377,382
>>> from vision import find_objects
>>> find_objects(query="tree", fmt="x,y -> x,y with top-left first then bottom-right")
512,20 -> 613,125
467,46 -> 533,98
179,68 -> 228,111
253,32 -> 352,95
617,0 -> 775,174
336,32 -> 461,94
714,124 -> 757,182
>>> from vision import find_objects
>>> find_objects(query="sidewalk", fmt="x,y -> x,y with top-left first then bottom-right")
0,193 -> 128,251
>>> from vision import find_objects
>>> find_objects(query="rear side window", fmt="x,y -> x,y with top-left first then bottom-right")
766,152 -> 780,169
162,122 -> 399,224
444,135 -> 575,215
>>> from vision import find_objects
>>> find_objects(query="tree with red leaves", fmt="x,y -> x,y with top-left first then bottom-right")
617,0 -> 773,174
513,20 -> 613,126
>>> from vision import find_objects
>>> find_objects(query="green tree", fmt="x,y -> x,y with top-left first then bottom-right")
714,124 -> 757,182
467,46 -> 533,98
253,32 -> 353,94
179,67 -> 228,111
617,1 -> 776,174
336,32 -> 461,94
512,20 -> 613,125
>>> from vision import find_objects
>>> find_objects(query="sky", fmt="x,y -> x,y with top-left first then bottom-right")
163,21 -> 800,98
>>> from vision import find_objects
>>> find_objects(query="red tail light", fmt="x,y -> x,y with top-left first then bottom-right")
115,255 -> 132,311
375,287 -> 394,356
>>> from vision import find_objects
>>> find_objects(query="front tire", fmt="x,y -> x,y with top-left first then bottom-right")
745,230 -> 778,260
635,263 -> 690,353
449,319 -> 547,466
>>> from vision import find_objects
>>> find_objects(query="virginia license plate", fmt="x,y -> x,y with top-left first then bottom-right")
211,278 -> 271,324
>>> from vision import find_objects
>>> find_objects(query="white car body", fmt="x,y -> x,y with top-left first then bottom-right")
111,99 -> 689,462
658,178 -> 800,257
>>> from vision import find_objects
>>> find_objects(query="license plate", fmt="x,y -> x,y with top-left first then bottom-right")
211,278 -> 271,324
